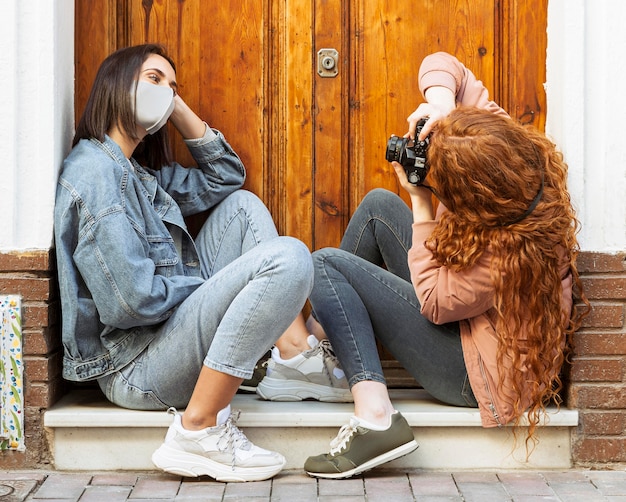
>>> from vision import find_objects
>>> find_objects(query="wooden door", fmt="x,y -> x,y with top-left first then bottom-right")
75,0 -> 547,247
75,0 -> 547,386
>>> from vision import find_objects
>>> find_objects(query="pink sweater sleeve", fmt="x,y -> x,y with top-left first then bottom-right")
408,221 -> 496,325
407,53 -> 511,324
418,51 -> 509,117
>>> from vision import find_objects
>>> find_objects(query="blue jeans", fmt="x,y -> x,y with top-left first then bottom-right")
98,190 -> 313,410
309,189 -> 477,408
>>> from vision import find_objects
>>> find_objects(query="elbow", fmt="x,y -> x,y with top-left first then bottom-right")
420,303 -> 452,326
98,298 -> 171,329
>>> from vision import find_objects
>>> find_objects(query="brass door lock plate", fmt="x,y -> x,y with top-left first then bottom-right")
317,48 -> 339,78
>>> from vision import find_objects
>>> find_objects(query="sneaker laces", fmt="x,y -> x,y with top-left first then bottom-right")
318,339 -> 345,383
329,417 -> 360,455
318,339 -> 338,368
216,410 -> 251,470
318,339 -> 338,360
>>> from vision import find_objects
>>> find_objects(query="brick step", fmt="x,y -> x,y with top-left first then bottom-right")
44,389 -> 578,471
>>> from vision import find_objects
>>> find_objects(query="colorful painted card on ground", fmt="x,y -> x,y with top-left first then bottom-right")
0,295 -> 24,451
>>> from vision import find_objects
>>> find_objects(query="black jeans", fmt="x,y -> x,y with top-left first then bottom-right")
310,189 -> 477,407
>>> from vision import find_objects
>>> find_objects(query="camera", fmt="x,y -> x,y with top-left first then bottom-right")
385,117 -> 430,185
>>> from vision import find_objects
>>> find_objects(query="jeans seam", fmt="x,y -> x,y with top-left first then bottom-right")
206,205 -> 262,277
352,215 -> 411,258
319,254 -> 369,383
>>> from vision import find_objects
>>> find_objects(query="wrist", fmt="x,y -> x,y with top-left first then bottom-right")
170,96 -> 206,139
410,189 -> 435,222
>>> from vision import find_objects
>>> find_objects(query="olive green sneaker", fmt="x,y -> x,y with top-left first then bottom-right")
304,411 -> 418,479
238,350 -> 272,393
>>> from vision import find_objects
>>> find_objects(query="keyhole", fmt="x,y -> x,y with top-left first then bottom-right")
322,56 -> 335,70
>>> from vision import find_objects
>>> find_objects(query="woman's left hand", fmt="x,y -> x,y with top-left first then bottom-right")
391,161 -> 424,195
391,161 -> 434,222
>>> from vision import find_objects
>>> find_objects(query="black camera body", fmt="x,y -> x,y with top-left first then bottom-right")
385,117 -> 430,185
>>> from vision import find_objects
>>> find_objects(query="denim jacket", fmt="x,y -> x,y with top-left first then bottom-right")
54,128 -> 245,381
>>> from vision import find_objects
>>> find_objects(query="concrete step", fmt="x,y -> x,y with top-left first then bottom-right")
44,389 -> 578,471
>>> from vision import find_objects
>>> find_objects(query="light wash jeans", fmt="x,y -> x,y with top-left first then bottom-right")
309,189 -> 477,407
98,190 -> 313,410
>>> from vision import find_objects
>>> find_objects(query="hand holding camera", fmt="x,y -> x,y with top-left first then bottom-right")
385,117 -> 430,185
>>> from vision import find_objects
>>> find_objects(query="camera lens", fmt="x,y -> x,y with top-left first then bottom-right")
385,135 -> 406,163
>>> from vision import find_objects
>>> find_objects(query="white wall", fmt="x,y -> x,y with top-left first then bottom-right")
546,0 -> 626,252
0,0 -> 74,252
0,1 -> 623,253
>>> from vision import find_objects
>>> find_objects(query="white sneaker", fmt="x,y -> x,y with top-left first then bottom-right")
256,335 -> 353,402
151,406 -> 286,482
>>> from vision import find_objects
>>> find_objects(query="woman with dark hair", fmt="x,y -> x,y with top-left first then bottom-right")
54,43 -> 314,482
297,51 -> 589,478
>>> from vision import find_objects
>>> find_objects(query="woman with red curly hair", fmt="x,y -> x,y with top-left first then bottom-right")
301,52 -> 588,479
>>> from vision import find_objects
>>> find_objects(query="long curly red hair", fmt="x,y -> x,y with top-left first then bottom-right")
425,107 -> 588,448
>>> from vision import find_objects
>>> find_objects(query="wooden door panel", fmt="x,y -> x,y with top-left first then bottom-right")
311,1 -> 350,250
497,0 -> 548,130
74,1 -> 126,123
350,0 -> 496,211
125,0 -> 268,200
274,1 -> 316,247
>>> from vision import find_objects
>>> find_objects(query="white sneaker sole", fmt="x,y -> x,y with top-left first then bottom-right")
151,443 -> 286,482
256,377 -> 354,402
306,440 -> 419,479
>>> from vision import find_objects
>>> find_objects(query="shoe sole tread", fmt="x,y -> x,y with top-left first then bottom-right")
256,377 -> 353,402
306,440 -> 418,479
151,443 -> 285,482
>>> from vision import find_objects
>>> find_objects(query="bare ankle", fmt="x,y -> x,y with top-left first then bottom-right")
181,411 -> 215,431
355,405 -> 394,427
275,338 -> 310,360
351,381 -> 395,427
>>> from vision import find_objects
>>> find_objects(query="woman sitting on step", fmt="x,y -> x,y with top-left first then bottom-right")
271,51 -> 589,479
54,43 -> 316,483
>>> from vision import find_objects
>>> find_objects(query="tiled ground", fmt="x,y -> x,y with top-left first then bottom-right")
0,469 -> 625,501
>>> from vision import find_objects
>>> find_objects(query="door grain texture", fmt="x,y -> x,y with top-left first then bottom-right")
74,0 -> 547,386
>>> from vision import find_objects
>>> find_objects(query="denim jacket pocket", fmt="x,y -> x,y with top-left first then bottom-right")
147,235 -> 179,276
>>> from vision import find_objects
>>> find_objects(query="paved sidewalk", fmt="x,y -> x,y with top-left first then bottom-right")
0,469 -> 625,501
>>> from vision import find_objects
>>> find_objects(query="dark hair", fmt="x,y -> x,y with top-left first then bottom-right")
73,44 -> 176,169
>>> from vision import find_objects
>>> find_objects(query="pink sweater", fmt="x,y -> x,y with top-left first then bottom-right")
409,52 -> 573,427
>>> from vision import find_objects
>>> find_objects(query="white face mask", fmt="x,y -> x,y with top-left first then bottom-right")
133,81 -> 175,135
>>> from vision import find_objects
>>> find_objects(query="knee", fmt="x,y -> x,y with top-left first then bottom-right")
361,188 -> 398,210
275,237 -> 314,287
210,190 -> 271,225
224,189 -> 265,210
311,247 -> 345,270
312,247 -> 334,263
349,188 -> 408,224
